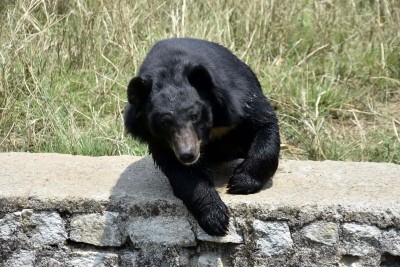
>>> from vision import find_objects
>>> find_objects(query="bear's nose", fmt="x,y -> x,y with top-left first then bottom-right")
179,151 -> 196,164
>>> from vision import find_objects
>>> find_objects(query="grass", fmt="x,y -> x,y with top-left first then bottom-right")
0,0 -> 399,163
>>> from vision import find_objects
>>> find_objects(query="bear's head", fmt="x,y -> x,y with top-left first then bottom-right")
126,65 -> 214,165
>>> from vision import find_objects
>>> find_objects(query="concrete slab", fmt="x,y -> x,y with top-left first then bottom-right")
0,152 -> 399,226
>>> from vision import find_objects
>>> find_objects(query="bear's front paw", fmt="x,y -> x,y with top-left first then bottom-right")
227,172 -> 263,194
197,200 -> 230,236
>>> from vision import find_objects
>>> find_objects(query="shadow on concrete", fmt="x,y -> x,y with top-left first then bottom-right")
106,156 -> 274,215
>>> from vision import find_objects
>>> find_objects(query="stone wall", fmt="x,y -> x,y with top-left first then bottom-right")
1,153 -> 399,266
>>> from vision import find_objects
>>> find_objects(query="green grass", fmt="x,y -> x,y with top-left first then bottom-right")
1,0 -> 399,163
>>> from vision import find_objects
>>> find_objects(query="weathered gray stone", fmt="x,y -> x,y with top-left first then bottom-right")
381,229 -> 400,256
30,211 -> 66,246
341,223 -> 381,256
37,257 -> 65,267
338,255 -> 363,267
196,219 -> 243,244
0,213 -> 21,241
198,252 -> 224,267
36,251 -> 70,266
68,251 -> 119,267
128,216 -> 196,247
120,251 -> 138,267
302,221 -> 339,246
178,249 -> 190,266
70,211 -> 125,247
253,220 -> 293,256
5,250 -> 36,267
134,245 -> 183,266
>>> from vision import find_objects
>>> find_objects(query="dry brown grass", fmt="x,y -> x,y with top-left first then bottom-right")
0,0 -> 399,163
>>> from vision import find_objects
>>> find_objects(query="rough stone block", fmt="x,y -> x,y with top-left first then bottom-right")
30,211 -> 66,246
68,251 -> 119,267
178,249 -> 190,266
134,245 -> 185,266
5,250 -> 36,267
70,211 -> 125,247
302,221 -> 339,246
381,229 -> 400,256
128,216 -> 196,247
196,219 -> 243,244
120,251 -> 138,267
198,252 -> 224,267
37,257 -> 65,267
338,255 -> 363,267
341,223 -> 381,256
253,220 -> 293,256
0,213 -> 21,241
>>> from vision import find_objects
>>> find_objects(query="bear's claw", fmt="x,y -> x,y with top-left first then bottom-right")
227,172 -> 263,194
197,200 -> 230,236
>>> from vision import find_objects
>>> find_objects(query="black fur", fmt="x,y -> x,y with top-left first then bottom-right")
124,38 -> 280,236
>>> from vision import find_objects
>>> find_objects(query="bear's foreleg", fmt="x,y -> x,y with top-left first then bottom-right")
150,146 -> 230,236
227,125 -> 280,194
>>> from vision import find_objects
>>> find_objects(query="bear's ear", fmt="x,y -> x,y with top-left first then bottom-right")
127,76 -> 151,105
187,65 -> 213,91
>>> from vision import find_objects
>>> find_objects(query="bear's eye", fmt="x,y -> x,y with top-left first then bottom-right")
189,111 -> 199,121
159,116 -> 172,128
161,120 -> 170,128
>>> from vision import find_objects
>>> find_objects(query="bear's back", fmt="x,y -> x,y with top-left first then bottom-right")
139,38 -> 259,90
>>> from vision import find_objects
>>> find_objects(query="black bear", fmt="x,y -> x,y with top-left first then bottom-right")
124,38 -> 280,236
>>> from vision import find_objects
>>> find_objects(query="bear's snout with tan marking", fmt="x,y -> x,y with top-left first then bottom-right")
170,127 -> 200,165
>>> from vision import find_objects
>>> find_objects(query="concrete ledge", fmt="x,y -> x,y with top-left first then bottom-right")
1,152 -> 399,266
